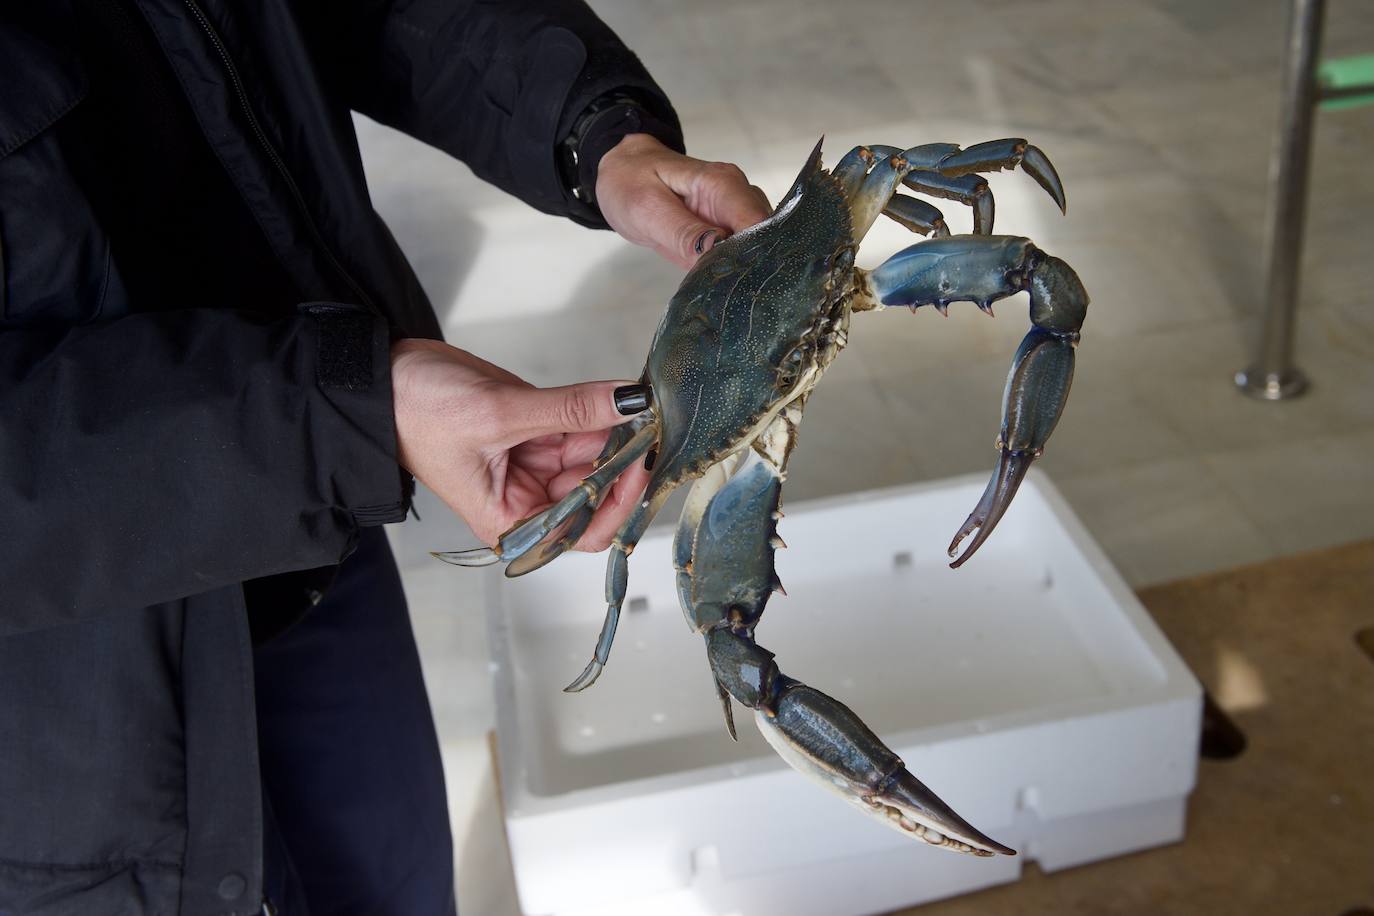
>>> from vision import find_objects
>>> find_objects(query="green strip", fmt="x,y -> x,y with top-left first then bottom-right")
1319,54 -> 1374,111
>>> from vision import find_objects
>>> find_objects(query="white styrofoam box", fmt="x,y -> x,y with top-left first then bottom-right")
485,471 -> 1202,916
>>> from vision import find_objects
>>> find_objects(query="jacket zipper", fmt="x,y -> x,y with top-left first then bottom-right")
180,0 -> 377,312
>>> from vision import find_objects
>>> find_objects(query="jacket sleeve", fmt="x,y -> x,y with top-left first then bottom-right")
0,305 -> 407,636
298,0 -> 684,221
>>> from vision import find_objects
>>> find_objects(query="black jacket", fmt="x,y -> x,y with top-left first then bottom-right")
0,1 -> 680,912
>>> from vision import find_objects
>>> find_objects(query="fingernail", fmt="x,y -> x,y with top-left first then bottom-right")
694,229 -> 720,255
614,384 -> 651,415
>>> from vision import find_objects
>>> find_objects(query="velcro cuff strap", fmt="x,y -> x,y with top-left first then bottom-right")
577,103 -> 683,195
301,302 -> 375,391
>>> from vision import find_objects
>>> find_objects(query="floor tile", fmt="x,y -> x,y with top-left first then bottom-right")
1056,457 -> 1278,587
1203,428 -> 1374,558
1147,0 -> 1288,75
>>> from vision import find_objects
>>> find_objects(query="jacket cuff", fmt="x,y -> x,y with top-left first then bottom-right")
509,31 -> 683,223
562,92 -> 685,229
299,303 -> 411,527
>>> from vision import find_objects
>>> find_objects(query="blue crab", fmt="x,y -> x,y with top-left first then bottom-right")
441,137 -> 1088,856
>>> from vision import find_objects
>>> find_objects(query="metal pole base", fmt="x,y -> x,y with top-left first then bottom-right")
1236,0 -> 1325,405
1234,366 -> 1310,400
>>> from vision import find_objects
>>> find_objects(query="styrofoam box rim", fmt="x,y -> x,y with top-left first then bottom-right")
486,471 -> 1200,818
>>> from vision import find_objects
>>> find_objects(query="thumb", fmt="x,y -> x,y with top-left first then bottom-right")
656,212 -> 725,270
665,220 -> 725,269
642,187 -> 724,268
503,380 -> 649,441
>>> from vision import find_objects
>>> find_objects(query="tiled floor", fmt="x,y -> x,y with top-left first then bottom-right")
364,1 -> 1374,912
904,541 -> 1374,916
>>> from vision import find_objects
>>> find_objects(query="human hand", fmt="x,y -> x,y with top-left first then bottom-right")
391,338 -> 651,552
595,133 -> 773,269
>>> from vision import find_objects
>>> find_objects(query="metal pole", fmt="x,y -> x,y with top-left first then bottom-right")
1235,0 -> 1324,400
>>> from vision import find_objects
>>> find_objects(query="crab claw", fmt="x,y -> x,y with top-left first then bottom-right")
947,449 -> 1036,569
756,685 -> 1014,856
950,325 -> 1077,569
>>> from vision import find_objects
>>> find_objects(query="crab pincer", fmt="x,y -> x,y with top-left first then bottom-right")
948,326 -> 1076,568
866,236 -> 1088,567
948,251 -> 1087,567
679,421 -> 1014,855
757,686 -> 1015,855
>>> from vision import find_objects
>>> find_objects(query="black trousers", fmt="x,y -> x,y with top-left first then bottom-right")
254,527 -> 457,916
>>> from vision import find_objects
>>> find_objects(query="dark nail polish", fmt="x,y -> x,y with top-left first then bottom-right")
614,384 -> 651,415
694,229 -> 720,255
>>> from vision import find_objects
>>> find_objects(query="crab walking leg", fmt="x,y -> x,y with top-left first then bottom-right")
847,139 -> 1046,239
504,419 -> 648,578
901,172 -> 995,234
867,142 -> 960,170
850,142 -> 999,237
847,150 -> 913,237
933,138 -> 1066,213
871,139 -> 1065,216
883,195 -> 951,237
432,418 -> 658,570
676,417 -> 1013,856
830,145 -> 875,198
563,486 -> 674,693
866,235 -> 1088,566
834,143 -> 959,199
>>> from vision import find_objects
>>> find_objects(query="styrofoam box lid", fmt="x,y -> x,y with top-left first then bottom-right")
485,471 -> 1201,913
